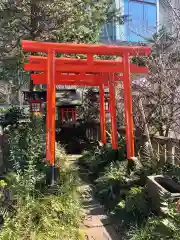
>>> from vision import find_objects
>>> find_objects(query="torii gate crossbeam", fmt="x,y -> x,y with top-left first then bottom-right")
22,40 -> 150,165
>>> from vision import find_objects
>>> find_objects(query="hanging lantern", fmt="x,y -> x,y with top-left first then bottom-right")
30,99 -> 42,115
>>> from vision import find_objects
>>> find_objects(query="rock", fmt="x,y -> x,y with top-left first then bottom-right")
176,199 -> 180,212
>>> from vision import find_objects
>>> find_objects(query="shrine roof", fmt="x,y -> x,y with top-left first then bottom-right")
56,89 -> 81,106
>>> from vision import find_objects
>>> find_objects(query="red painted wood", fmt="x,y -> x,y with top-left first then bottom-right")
31,74 -> 111,86
60,108 -> 76,124
122,53 -> 135,159
25,62 -> 148,74
22,40 -> 151,56
24,63 -> 127,73
109,75 -> 118,150
31,73 -> 106,82
29,56 -> 149,74
46,72 -> 50,163
47,50 -> 56,165
99,84 -> 106,144
21,40 -> 151,165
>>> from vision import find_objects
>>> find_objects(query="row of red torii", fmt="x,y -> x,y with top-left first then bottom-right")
22,40 -> 151,165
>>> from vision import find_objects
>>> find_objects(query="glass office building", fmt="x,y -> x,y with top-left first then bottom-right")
100,0 -> 158,42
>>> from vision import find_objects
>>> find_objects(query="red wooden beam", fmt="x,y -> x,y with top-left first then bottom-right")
99,84 -> 106,144
23,63 -> 122,74
46,50 -> 56,165
109,75 -> 118,150
32,78 -> 107,86
123,53 -> 135,160
30,73 -> 112,86
24,62 -> 148,74
46,72 -> 50,163
31,73 -> 105,82
22,40 -> 151,56
29,56 -> 149,74
24,61 -> 148,73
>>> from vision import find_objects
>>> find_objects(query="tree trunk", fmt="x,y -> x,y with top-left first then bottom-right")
138,98 -> 154,158
30,1 -> 39,92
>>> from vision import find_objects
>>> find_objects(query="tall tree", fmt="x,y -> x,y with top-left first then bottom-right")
131,27 -> 180,138
0,0 -> 121,89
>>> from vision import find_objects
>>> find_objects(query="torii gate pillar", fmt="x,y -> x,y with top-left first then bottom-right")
21,40 -> 151,166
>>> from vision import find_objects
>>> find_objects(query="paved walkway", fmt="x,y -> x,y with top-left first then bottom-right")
67,155 -> 120,240
80,184 -> 120,240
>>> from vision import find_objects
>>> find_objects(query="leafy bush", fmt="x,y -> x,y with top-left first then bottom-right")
95,161 -> 129,208
78,138 -> 126,180
79,139 -> 153,218
124,187 -> 149,215
0,110 -> 83,240
0,193 -> 83,240
78,130 -> 180,238
1,160 -> 83,240
112,186 -> 152,226
127,202 -> 180,240
1,106 -> 26,129
6,115 -> 45,169
55,142 -> 67,168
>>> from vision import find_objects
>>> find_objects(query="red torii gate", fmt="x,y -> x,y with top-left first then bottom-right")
22,40 -> 150,165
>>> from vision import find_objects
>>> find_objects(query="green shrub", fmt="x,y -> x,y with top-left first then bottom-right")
1,162 -> 83,240
111,186 -> 152,227
78,138 -> 126,180
127,202 -> 180,240
55,142 -> 67,168
125,187 -> 149,215
1,106 -> 25,129
117,187 -> 150,216
0,194 -> 83,240
0,112 -> 83,240
8,116 -> 45,165
95,161 -> 129,208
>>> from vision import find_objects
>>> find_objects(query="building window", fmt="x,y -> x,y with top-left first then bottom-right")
125,0 -> 157,42
60,108 -> 76,124
100,22 -> 117,42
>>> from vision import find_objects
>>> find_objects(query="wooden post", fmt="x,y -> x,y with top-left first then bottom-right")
109,74 -> 118,149
47,49 -> 56,165
46,86 -> 50,161
46,68 -> 50,162
99,84 -> 106,144
122,53 -> 135,159
167,138 -> 175,164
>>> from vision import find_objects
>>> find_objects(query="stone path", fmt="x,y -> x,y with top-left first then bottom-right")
67,155 -> 120,240
80,184 -> 120,240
